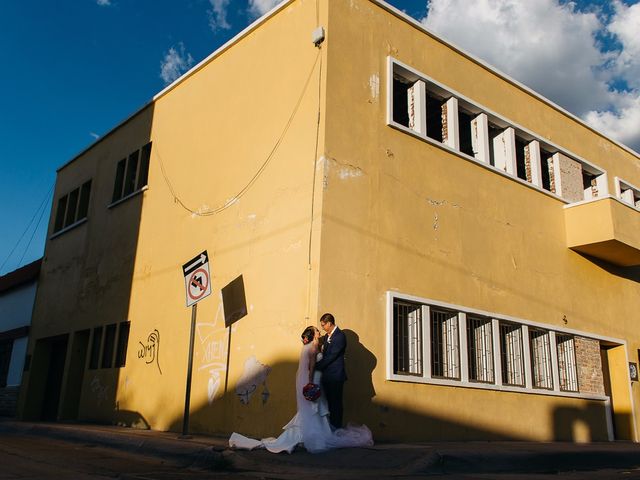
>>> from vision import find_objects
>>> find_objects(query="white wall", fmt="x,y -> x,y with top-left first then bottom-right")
6,337 -> 27,386
0,282 -> 37,331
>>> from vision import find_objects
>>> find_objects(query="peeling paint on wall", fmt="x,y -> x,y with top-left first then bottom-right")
368,74 -> 380,102
324,156 -> 364,183
235,355 -> 271,405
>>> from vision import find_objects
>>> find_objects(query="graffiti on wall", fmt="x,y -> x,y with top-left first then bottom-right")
197,302 -> 228,405
90,376 -> 109,405
235,355 -> 271,405
138,329 -> 162,375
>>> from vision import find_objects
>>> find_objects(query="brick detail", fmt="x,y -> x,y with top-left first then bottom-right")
555,153 -> 584,202
575,336 -> 605,395
524,144 -> 532,183
590,178 -> 599,198
441,102 -> 448,144
0,386 -> 19,417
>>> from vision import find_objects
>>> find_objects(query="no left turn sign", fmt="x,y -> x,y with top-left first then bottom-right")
182,250 -> 212,307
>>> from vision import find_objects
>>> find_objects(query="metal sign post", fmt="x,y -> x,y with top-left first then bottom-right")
180,250 -> 212,438
182,303 -> 197,437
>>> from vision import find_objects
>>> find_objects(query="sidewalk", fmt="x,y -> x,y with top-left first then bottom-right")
2,417 -> 640,477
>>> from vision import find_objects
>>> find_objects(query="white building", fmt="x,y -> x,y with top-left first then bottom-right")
0,260 -> 40,416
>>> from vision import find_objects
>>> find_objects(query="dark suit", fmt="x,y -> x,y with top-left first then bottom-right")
315,326 -> 347,429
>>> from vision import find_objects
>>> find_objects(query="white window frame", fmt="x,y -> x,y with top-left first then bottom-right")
386,291 -> 624,402
386,57 -> 609,204
614,177 -> 640,211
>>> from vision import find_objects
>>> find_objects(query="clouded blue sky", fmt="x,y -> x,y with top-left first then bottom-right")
1,0 -> 638,275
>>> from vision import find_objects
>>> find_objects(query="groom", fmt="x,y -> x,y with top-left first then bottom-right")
315,313 -> 347,429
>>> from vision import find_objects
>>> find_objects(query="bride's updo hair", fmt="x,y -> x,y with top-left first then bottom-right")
301,326 -> 316,344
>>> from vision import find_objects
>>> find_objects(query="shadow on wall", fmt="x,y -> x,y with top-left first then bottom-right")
166,329 -> 612,443
553,403 -> 613,442
25,322 -> 614,443
20,103 -> 155,424
578,252 -> 640,283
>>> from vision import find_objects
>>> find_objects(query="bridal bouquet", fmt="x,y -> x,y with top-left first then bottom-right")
302,382 -> 321,401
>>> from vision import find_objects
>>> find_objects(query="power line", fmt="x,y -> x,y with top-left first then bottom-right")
18,185 -> 53,266
0,182 -> 54,273
154,49 -> 321,217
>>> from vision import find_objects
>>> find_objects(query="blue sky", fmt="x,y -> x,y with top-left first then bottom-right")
0,0 -> 639,275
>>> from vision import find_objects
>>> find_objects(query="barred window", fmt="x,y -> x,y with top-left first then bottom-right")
557,334 -> 579,392
431,308 -> 460,379
393,300 -> 422,376
499,322 -> 524,386
53,180 -> 92,234
467,316 -> 494,383
530,328 -> 553,389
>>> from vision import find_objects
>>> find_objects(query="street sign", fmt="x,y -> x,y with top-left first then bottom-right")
182,250 -> 212,307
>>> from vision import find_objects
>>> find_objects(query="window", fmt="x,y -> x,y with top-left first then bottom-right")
430,308 -> 460,379
458,110 -> 474,157
515,137 -> 528,181
115,321 -> 130,368
89,327 -> 103,370
388,59 -> 610,203
529,328 -> 553,389
540,148 -> 553,191
557,334 -> 579,392
467,316 -> 494,383
53,180 -> 92,234
388,294 -> 608,400
393,300 -> 422,375
101,324 -> 117,369
616,178 -> 640,209
111,142 -> 152,203
499,322 -> 525,386
0,339 -> 13,388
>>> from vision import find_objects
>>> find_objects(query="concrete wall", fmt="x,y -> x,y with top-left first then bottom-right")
21,0 -> 326,437
318,0 -> 639,441
19,0 -> 640,442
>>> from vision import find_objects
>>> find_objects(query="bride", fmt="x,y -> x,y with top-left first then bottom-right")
229,326 -> 373,453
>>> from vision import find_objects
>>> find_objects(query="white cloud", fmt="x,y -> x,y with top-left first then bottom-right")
208,0 -> 231,31
585,93 -> 640,149
248,0 -> 284,17
89,132 -> 100,140
160,43 -> 195,85
608,1 -> 640,89
96,0 -> 111,6
420,0 -> 640,152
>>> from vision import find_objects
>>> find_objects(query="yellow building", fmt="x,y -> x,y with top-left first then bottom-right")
19,0 -> 640,442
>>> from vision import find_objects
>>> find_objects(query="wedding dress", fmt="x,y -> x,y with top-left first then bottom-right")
229,343 -> 373,453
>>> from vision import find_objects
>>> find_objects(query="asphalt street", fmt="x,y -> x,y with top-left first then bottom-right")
2,419 -> 640,479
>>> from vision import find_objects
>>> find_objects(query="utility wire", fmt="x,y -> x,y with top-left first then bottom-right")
155,49 -> 322,217
0,182 -> 54,273
18,186 -> 52,266
307,50 -> 323,266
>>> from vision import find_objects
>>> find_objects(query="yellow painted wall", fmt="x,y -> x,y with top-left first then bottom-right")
20,0 -> 640,443
318,0 -> 639,441
21,0 -> 327,437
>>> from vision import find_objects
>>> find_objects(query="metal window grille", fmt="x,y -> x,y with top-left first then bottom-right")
431,309 -> 460,379
529,328 -> 553,389
499,322 -> 525,386
393,300 -> 423,376
467,316 -> 494,383
556,334 -> 579,392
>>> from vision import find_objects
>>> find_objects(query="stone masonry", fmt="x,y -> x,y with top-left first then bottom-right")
575,336 -> 605,395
